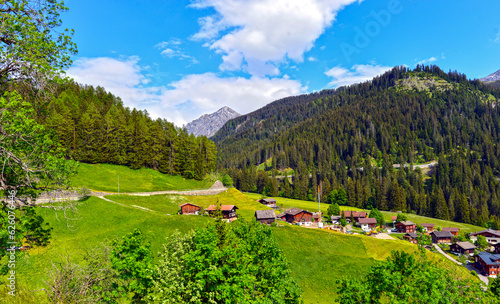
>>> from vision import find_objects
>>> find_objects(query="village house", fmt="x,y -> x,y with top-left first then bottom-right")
278,208 -> 313,226
206,205 -> 239,222
404,232 -> 418,244
494,243 -> 500,254
331,215 -> 341,225
342,211 -> 367,223
420,223 -> 434,234
391,216 -> 397,223
396,221 -> 416,233
430,231 -> 453,244
358,218 -> 378,232
179,203 -> 201,215
450,241 -> 476,256
470,229 -> 500,245
475,251 -> 500,277
442,227 -> 460,236
259,198 -> 278,209
255,210 -> 276,225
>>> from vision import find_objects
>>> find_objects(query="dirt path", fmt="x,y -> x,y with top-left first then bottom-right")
433,244 -> 462,265
372,233 -> 394,240
35,181 -> 227,204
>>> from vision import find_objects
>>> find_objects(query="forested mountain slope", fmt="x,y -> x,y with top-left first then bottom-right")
28,81 -> 217,180
218,66 -> 500,228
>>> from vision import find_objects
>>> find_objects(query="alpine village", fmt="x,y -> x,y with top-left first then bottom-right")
2,0 -> 500,303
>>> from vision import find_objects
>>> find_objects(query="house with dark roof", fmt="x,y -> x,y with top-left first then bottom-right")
279,208 -> 313,226
255,210 -> 276,225
404,232 -> 418,244
396,221 -> 416,233
358,218 -> 378,232
430,231 -> 453,244
470,229 -> 500,245
206,205 -> 239,222
420,223 -> 434,234
259,198 -> 278,209
331,215 -> 341,225
475,251 -> 500,277
442,227 -> 460,236
450,241 -> 476,256
342,211 -> 367,223
180,203 -> 201,215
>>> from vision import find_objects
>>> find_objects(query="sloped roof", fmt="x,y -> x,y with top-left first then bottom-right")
342,211 -> 367,218
285,208 -> 312,216
398,221 -> 416,226
255,210 -> 276,220
442,227 -> 460,232
478,251 -> 500,266
431,231 -> 453,238
454,241 -> 476,250
179,203 -> 200,208
404,232 -> 418,238
391,216 -> 397,221
206,205 -> 238,211
358,218 -> 377,224
470,229 -> 500,237
260,198 -> 277,203
421,223 -> 435,228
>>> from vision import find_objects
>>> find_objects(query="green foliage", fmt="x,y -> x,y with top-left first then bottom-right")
396,213 -> 408,222
20,207 -> 53,247
337,250 -> 494,303
222,174 -> 233,187
148,219 -> 302,303
109,229 -> 153,303
369,209 -> 385,227
417,233 -> 431,247
327,203 -> 340,218
490,277 -> 500,297
0,0 -> 77,89
475,235 -> 490,251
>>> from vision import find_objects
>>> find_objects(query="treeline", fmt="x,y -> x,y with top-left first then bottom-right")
223,66 -> 500,228
33,81 -> 217,179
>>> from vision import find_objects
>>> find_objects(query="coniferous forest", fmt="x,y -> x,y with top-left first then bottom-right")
215,66 -> 500,228
19,81 -> 217,180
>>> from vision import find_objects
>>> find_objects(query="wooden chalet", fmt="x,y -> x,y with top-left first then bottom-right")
396,221 -> 416,233
179,203 -> 201,215
331,215 -> 341,225
404,232 -> 418,244
450,241 -> 476,256
358,218 -> 378,232
475,252 -> 500,277
420,223 -> 434,234
430,231 -> 453,244
259,198 -> 278,209
255,210 -> 276,225
442,227 -> 460,236
342,211 -> 367,223
206,205 -> 239,222
279,208 -> 313,226
470,229 -> 500,245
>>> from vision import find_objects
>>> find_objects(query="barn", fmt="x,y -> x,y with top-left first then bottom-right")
179,203 -> 201,215
255,210 -> 276,225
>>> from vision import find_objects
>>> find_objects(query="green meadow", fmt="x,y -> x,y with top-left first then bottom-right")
69,162 -> 213,193
6,189 -> 480,304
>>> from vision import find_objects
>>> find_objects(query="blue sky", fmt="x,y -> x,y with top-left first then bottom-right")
63,0 -> 500,126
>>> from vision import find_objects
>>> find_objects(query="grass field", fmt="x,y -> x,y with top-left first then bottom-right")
69,162 -> 213,193
8,189 -> 479,304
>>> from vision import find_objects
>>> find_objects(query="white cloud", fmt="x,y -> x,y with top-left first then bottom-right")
155,39 -> 198,64
416,56 -> 438,65
67,57 -> 305,126
190,0 -> 360,76
494,28 -> 500,43
325,64 -> 391,88
307,56 -> 318,62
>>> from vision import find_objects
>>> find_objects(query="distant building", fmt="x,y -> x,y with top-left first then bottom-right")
450,241 -> 476,256
430,231 -> 453,244
420,223 -> 434,234
404,232 -> 418,244
331,215 -> 341,225
470,229 -> 500,244
342,211 -> 367,223
180,203 -> 201,215
259,198 -> 278,209
442,227 -> 460,236
278,208 -> 313,226
475,251 -> 500,277
358,218 -> 378,232
206,205 -> 238,222
396,221 -> 416,233
255,210 -> 276,225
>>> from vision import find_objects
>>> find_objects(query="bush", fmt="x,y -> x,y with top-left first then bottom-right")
222,174 -> 233,187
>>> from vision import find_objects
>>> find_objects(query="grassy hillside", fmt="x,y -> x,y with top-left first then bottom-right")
69,162 -> 213,193
8,189 -> 479,304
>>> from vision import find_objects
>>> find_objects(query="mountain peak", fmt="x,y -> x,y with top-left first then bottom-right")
186,107 -> 241,137
480,69 -> 500,82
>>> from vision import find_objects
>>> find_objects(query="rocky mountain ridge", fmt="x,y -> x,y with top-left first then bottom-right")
186,106 -> 241,137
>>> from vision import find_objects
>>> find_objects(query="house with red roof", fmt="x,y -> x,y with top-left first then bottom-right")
442,227 -> 460,236
420,223 -> 434,234
206,205 -> 239,222
278,208 -> 313,226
